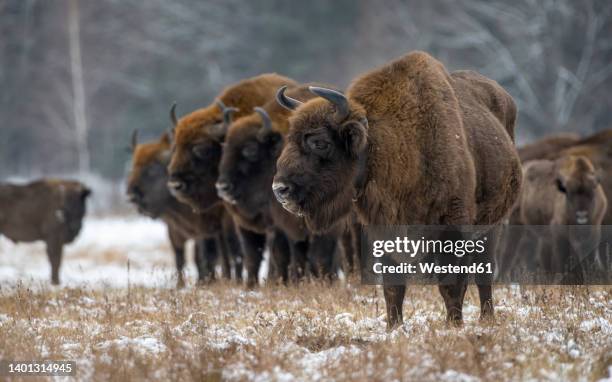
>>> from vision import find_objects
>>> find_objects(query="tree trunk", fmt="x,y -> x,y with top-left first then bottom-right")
68,0 -> 89,174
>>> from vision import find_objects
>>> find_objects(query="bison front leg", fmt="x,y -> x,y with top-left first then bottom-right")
45,238 -> 63,285
196,238 -> 218,284
308,233 -> 337,280
383,285 -> 406,330
237,227 -> 265,289
268,230 -> 290,284
168,227 -> 187,288
215,233 -> 232,280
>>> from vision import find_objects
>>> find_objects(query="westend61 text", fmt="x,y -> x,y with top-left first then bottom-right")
373,262 -> 493,275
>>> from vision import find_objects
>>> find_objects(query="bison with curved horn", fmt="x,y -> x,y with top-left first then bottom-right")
167,73 -> 298,287
216,84 -> 349,281
273,51 -> 522,329
127,130 -> 243,286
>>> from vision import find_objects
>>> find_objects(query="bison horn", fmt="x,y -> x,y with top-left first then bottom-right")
170,102 -> 178,127
309,86 -> 350,122
215,99 -> 238,127
222,107 -> 239,127
276,85 -> 303,111
131,129 -> 138,152
254,107 -> 272,131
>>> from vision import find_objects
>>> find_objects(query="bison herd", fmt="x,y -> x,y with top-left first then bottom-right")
1,51 -> 610,330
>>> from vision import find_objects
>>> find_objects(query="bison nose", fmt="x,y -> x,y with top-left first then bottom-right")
576,210 -> 589,225
127,186 -> 142,203
272,181 -> 293,202
215,181 -> 233,194
167,178 -> 186,192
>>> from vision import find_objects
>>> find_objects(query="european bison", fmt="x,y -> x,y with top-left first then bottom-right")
0,179 -> 91,284
527,129 -> 612,224
505,155 -> 607,282
127,131 -> 241,287
273,51 -> 521,328
167,73 -> 296,287
216,84 -> 341,280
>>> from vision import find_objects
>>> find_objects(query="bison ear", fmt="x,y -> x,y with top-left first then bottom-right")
339,118 -> 368,158
257,129 -> 283,152
81,187 -> 92,199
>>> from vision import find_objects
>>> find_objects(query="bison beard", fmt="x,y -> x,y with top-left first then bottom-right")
274,51 -> 522,329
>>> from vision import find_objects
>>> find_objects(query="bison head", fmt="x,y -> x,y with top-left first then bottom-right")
58,181 -> 91,241
555,155 -> 605,225
166,102 -> 230,213
272,86 -> 368,232
127,131 -> 174,218
217,107 -> 283,216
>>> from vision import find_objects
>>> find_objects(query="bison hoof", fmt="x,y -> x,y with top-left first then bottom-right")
176,279 -> 186,289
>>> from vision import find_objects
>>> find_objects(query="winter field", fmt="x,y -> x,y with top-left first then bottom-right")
0,216 -> 611,381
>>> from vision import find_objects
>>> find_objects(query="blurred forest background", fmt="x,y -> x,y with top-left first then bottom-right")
1,0 -> 611,208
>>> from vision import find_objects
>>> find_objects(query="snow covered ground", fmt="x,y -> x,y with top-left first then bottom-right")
0,216 -> 203,289
0,216 -> 611,381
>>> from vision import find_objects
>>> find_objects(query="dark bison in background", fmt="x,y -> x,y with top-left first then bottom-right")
127,131 -> 242,287
0,179 -> 91,285
273,51 -> 522,328
501,129 -> 612,275
217,84 -> 343,281
167,73 -> 297,287
505,155 -> 607,282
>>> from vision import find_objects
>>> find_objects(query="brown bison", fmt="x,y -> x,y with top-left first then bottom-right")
127,131 -> 241,287
0,179 -> 91,284
518,132 -> 581,163
167,73 -> 296,287
273,51 -> 521,328
525,129 -> 612,224
505,155 -> 607,282
216,84 -> 342,280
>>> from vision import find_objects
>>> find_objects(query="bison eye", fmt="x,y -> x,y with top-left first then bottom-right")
306,136 -> 331,155
242,143 -> 259,161
192,145 -> 212,160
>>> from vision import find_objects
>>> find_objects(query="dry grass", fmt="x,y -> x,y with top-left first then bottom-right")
0,279 -> 610,381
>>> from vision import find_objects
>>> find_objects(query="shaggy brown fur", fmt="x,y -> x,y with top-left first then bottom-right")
217,85 -> 341,280
273,51 -> 522,328
167,73 -> 296,213
128,133 -> 241,286
518,133 -> 581,162
506,156 -> 608,281
167,73 -> 297,288
0,179 -> 91,284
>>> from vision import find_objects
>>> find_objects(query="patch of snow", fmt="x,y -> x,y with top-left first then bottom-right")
95,335 -> 167,355
580,317 -> 612,335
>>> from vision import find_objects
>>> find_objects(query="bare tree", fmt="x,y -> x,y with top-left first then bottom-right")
68,0 -> 89,174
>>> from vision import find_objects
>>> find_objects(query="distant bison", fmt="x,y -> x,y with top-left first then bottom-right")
168,73 -> 296,287
217,84 -> 341,280
506,155 -> 607,282
274,51 -> 521,328
0,179 -> 91,284
127,131 -> 241,287
523,129 -> 612,224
